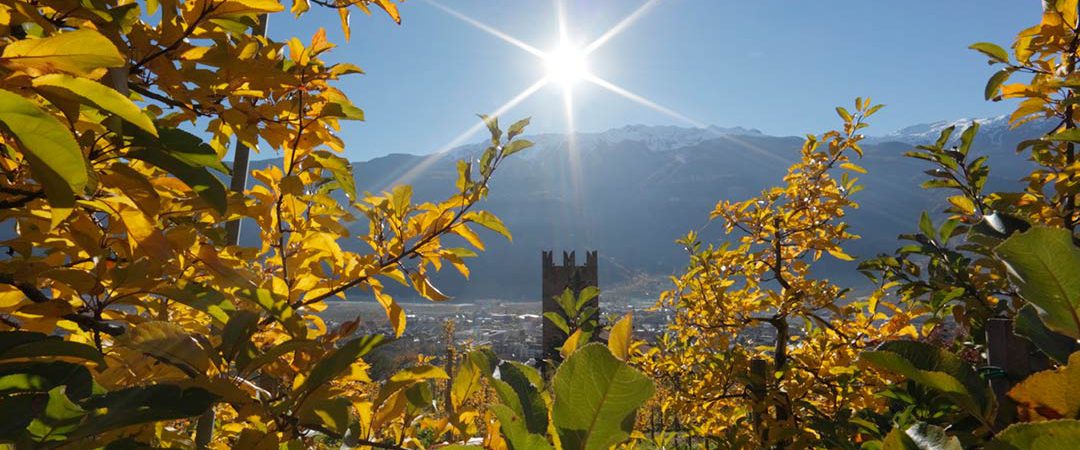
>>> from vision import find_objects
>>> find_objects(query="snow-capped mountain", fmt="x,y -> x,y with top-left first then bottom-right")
868,114 -> 1056,149
592,124 -> 763,151
247,115 -> 1042,301
446,123 -> 765,162
875,115 -> 1010,143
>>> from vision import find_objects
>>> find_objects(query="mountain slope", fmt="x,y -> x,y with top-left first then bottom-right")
243,117 -> 1048,303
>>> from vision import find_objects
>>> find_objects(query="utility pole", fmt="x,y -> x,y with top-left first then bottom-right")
197,14 -> 268,449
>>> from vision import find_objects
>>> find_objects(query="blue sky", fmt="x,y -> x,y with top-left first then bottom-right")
273,0 -> 1038,160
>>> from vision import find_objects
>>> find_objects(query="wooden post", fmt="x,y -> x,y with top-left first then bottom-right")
985,318 -> 1013,403
986,318 -> 1051,393
985,317 -> 1053,427
749,358 -> 768,442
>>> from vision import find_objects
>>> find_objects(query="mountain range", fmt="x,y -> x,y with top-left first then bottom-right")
242,115 -> 1051,303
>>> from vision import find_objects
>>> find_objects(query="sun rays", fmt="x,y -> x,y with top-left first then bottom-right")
423,0 -> 700,154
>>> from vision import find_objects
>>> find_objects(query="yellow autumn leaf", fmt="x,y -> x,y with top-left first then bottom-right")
608,312 -> 634,360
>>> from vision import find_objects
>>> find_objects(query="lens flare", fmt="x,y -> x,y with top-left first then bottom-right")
424,0 -> 702,179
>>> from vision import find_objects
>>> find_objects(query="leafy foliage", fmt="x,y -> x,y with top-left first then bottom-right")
637,98 -> 921,448
856,2 -> 1080,448
0,0 -> 546,447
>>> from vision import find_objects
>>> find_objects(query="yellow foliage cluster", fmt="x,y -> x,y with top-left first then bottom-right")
0,0 -> 533,447
635,100 -> 923,447
986,0 -> 1080,228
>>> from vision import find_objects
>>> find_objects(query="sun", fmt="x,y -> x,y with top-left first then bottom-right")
424,0 -> 698,157
545,45 -> 588,86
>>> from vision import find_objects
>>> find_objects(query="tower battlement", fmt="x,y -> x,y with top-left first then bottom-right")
541,250 -> 598,363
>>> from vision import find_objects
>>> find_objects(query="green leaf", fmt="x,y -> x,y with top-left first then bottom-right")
235,288 -> 304,336
451,349 -> 496,409
552,343 -> 655,450
986,68 -> 1014,100
1049,127 -> 1080,142
492,404 -> 554,450
0,361 -> 98,401
404,379 -> 434,414
1015,304 -> 1079,365
220,310 -> 260,363
374,365 -> 448,407
575,286 -> 599,311
26,386 -> 86,442
507,117 -> 531,140
918,211 -> 936,242
861,340 -> 992,421
989,420 -> 1080,450
0,331 -> 105,366
1048,129 -> 1080,143
32,74 -> 156,136
969,42 -> 1010,63
298,397 -> 352,435
0,29 -> 125,77
0,89 -> 85,221
544,312 -> 570,335
300,335 -> 386,394
157,283 -> 236,326
555,289 -> 577,318
996,227 -> 1080,338
238,339 -> 317,375
74,384 -> 216,439
129,128 -> 229,215
321,100 -> 364,120
959,122 -> 979,156
492,361 -> 547,435
934,126 -> 956,149
501,139 -> 534,158
311,150 -> 356,200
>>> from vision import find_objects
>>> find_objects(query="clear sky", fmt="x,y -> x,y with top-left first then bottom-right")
272,0 -> 1039,160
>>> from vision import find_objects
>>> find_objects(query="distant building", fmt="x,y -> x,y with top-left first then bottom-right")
541,250 -> 598,362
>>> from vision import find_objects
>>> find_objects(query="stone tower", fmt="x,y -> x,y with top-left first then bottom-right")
541,250 -> 598,362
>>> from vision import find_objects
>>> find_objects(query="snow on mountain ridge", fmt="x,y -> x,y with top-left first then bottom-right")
594,124 -> 764,151
439,115 -> 1039,162
881,115 -> 1009,141
442,124 -> 766,160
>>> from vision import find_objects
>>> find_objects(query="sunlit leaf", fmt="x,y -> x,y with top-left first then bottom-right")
32,74 -> 156,136
0,29 -> 124,77
0,89 -> 85,223
989,420 -> 1080,450
969,42 -> 1010,63
299,334 -> 386,395
552,343 -> 654,450
996,227 -> 1080,338
607,312 -> 633,360
1009,351 -> 1080,420
862,340 -> 992,421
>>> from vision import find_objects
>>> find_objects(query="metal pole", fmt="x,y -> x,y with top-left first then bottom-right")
224,14 -> 267,246
198,15 -> 268,449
